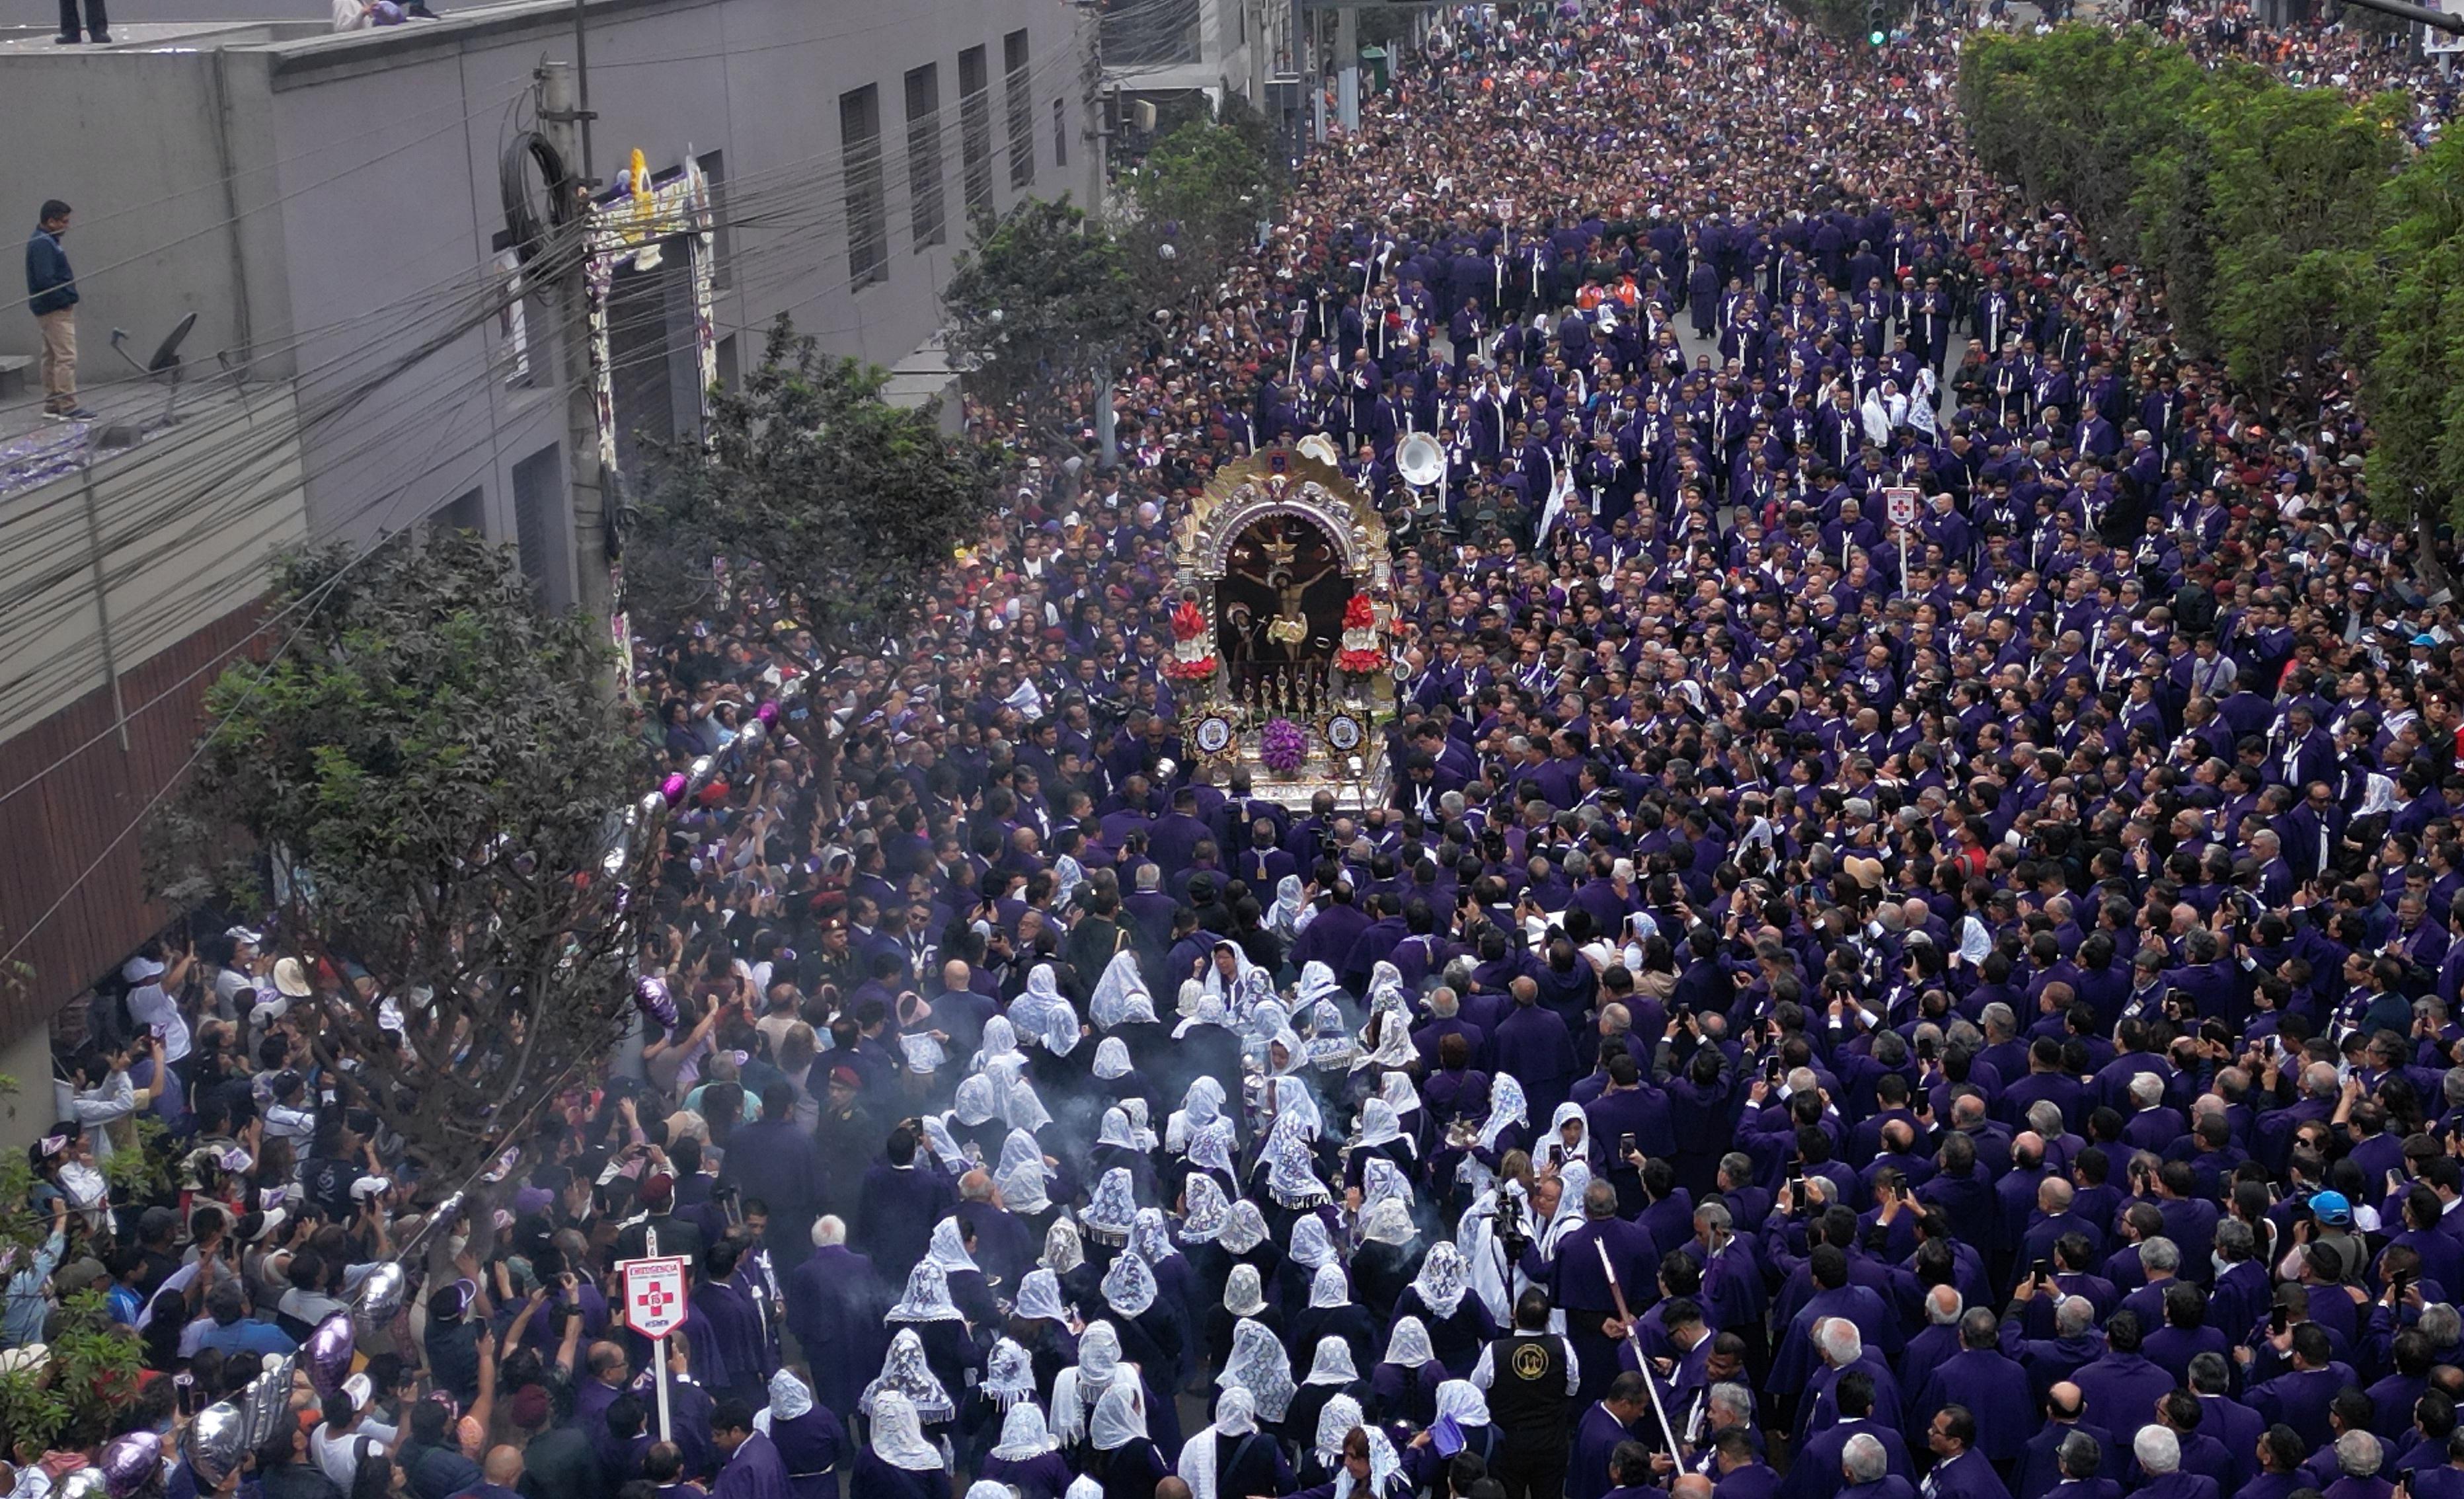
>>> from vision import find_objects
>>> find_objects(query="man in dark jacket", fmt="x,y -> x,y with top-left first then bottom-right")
26,200 -> 95,415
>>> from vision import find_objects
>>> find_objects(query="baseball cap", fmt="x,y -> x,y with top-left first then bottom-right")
432,1278 -> 478,1320
2309,1189 -> 2351,1226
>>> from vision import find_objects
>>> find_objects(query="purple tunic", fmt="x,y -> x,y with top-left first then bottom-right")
713,1432 -> 796,1499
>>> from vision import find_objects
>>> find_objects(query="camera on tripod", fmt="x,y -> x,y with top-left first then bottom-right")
1491,1192 -> 1530,1258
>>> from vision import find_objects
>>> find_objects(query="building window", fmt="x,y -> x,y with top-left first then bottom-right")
607,243 -> 698,475
695,149 -> 733,289
1053,97 -> 1069,168
510,443 -> 569,608
491,246 -> 532,387
841,85 -> 888,291
959,45 -> 993,218
906,63 -> 946,250
1004,30 -> 1033,188
430,487 -> 485,538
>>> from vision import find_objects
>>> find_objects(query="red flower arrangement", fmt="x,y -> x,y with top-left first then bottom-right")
1336,592 -> 1386,675
1165,597 -> 1217,681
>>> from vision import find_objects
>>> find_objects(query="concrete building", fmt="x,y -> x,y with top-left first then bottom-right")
0,0 -> 1100,1106
1100,0 -> 1287,122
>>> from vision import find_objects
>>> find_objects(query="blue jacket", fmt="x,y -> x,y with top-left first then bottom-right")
26,229 -> 73,315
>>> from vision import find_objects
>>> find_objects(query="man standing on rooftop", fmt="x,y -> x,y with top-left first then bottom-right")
26,199 -> 95,422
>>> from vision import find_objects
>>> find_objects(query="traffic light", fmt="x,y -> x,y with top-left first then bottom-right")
1866,0 -> 1886,43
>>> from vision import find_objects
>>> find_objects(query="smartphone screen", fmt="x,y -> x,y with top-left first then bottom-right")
2270,1307 -> 2289,1335
2032,1258 -> 2050,1284
1619,1133 -> 1636,1157
1790,1180 -> 1807,1213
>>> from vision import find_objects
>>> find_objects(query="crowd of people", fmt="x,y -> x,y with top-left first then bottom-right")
33,7 -> 2464,1499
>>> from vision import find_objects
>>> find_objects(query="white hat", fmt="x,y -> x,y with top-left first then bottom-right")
122,956 -> 165,985
273,958 -> 313,997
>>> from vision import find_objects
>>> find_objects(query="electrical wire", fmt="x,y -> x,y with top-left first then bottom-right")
0,34 -> 1115,853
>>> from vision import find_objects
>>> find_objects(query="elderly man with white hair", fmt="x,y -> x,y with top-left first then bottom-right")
784,1213 -> 879,1418
1998,1288 -> 2107,1397
1898,1286 -> 1965,1409
2131,1426 -> 2219,1499
1912,1311 -> 2034,1467
1801,1317 -> 1903,1443
2121,1073 -> 2190,1153
1837,1432 -> 1913,1499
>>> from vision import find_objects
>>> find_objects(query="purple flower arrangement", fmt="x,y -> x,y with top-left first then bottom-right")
1259,717 -> 1307,774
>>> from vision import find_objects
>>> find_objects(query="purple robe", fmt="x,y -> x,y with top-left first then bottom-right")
690,1278 -> 779,1406
713,1432 -> 795,1499
767,1408 -> 845,1499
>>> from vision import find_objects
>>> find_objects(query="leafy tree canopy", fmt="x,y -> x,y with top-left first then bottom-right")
943,198 -> 1140,420
151,529 -> 650,1178
629,317 -> 997,659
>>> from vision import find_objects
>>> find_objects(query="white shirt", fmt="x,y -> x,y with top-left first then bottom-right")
310,1420 -> 396,1488
1469,1336 -> 1582,1395
127,981 -> 191,1065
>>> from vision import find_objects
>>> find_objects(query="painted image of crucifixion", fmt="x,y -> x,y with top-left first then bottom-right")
1217,514 -> 1348,691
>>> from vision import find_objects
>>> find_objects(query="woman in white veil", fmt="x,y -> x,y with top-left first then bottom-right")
1050,1319 -> 1122,1448
1268,874 -> 1312,941
1395,1237 -> 1496,1376
1302,1394 -> 1366,1486
1217,1316 -> 1296,1424
1089,950 -> 1160,1031
1199,941 -> 1258,1009
1013,964 -> 1081,1059
980,1400 -> 1071,1499
1086,1381 -> 1169,1499
850,1390 -> 948,1499
1176,1386 -> 1293,1499
1166,1075 -> 1227,1154
1372,1316 -> 1445,1428
980,1052 -> 1053,1134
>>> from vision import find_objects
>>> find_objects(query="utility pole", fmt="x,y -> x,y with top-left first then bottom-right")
537,62 -> 617,654
1334,3 -> 1358,134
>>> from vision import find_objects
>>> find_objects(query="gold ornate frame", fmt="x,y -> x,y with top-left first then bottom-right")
1171,445 -> 1395,801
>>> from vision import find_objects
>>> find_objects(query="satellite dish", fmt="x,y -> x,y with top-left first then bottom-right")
107,311 -> 200,426
149,312 -> 196,373
1397,432 -> 1445,488
1297,433 -> 1340,467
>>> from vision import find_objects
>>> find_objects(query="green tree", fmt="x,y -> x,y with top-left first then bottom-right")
1960,28 -> 2215,260
630,317 -> 997,810
2351,128 -> 2464,547
151,530 -> 652,1178
943,197 -> 1140,427
1126,115 -> 1281,309
2198,86 -> 2401,395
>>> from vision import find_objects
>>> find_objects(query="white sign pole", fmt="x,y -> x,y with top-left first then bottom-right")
653,1334 -> 673,1442
1882,488 -> 1921,600
638,1228 -> 675,1443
